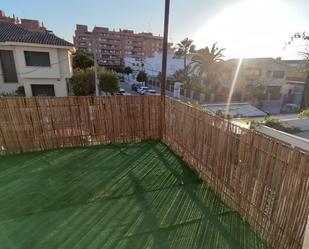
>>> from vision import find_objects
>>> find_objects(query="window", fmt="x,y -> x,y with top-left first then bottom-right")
0,50 -> 18,83
24,51 -> 50,67
247,68 -> 261,76
272,70 -> 285,79
31,84 -> 55,96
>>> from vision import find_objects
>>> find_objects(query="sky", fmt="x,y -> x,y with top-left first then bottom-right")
1,0 -> 309,59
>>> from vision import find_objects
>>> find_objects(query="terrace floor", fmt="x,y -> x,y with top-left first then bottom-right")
0,141 -> 268,249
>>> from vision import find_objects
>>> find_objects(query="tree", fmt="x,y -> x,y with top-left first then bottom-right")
175,38 -> 196,69
15,86 -> 25,96
115,66 -> 125,74
299,109 -> 309,117
191,43 -> 225,79
173,69 -> 190,89
124,66 -> 133,75
70,68 -> 95,96
136,71 -> 148,83
72,51 -> 94,69
286,32 -> 309,110
98,70 -> 119,95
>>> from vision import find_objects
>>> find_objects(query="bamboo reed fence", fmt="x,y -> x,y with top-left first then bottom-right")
163,97 -> 309,249
0,96 -> 160,154
0,95 -> 308,249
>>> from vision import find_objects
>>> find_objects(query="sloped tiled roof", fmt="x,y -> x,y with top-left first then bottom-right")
0,22 -> 73,47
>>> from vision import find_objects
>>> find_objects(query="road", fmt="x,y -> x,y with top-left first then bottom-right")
120,80 -> 198,103
120,81 -> 138,95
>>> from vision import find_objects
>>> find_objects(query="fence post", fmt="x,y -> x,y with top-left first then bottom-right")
303,215 -> 309,249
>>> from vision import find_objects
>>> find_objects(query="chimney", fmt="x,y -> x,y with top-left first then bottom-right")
0,10 -> 6,18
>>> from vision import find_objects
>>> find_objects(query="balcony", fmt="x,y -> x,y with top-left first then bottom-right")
0,96 -> 308,249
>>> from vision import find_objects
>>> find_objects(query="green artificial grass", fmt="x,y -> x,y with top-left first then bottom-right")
0,141 -> 269,249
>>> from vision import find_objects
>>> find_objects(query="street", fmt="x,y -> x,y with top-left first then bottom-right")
120,81 -> 138,96
120,80 -> 197,103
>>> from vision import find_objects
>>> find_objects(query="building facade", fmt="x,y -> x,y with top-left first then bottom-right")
0,22 -> 74,97
74,24 -> 168,67
222,58 -> 289,113
0,9 -> 47,32
124,51 -> 187,78
281,60 -> 306,108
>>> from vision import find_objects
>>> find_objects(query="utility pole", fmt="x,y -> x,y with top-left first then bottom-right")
93,49 -> 99,96
161,0 -> 170,98
160,0 -> 170,139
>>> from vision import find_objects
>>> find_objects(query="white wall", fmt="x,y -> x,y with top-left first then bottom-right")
255,125 -> 309,152
0,44 -> 72,96
145,52 -> 187,77
124,52 -> 187,78
23,78 -> 68,97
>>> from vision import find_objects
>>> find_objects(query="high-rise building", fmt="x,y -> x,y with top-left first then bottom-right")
74,24 -> 170,67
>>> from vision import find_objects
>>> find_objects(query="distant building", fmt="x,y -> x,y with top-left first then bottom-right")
0,22 -> 74,97
124,51 -> 187,78
74,24 -> 171,67
0,9 -> 48,32
144,51 -> 188,77
222,58 -> 289,114
281,60 -> 306,108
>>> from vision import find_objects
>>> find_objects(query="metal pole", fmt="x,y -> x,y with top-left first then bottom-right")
160,0 -> 170,139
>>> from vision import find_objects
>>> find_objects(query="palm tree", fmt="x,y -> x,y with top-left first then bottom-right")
191,43 -> 225,77
175,38 -> 196,69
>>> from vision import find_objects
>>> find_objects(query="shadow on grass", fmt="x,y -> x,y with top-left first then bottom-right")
0,141 -> 269,249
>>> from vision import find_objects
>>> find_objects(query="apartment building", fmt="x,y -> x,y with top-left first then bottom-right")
0,9 -> 47,32
74,24 -> 166,67
0,22 -> 74,97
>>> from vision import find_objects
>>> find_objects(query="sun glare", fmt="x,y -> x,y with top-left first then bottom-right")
193,0 -> 305,59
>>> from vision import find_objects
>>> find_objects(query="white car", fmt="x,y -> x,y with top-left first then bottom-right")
119,88 -> 126,95
137,87 -> 149,95
147,89 -> 157,95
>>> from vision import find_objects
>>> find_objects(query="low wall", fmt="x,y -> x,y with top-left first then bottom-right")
255,125 -> 309,151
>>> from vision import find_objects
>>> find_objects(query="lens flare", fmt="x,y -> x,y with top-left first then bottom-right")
226,58 -> 242,114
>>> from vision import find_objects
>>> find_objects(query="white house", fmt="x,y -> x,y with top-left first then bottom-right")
144,51 -> 189,77
0,22 -> 74,96
124,51 -> 189,78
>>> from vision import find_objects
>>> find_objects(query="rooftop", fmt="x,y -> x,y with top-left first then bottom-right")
0,96 -> 307,249
0,141 -> 268,249
0,22 -> 73,47
206,102 -> 267,117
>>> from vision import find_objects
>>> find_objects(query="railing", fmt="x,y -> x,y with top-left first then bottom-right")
0,95 -> 308,249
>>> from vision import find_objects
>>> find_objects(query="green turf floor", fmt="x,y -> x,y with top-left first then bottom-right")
0,141 -> 269,249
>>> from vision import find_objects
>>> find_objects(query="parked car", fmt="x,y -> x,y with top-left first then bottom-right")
147,89 -> 157,95
137,87 -> 149,95
131,83 -> 142,91
281,104 -> 300,113
118,88 -> 126,95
